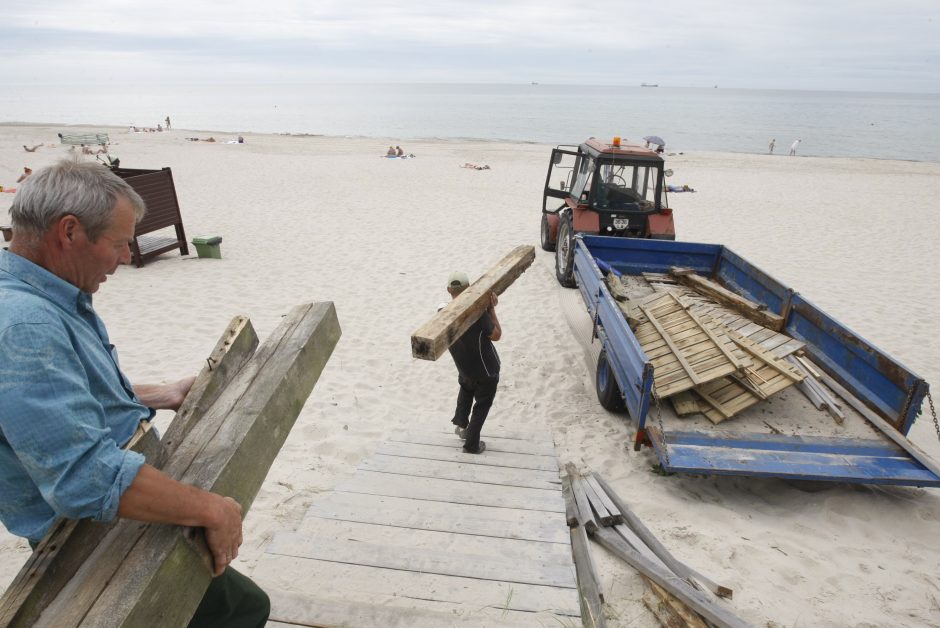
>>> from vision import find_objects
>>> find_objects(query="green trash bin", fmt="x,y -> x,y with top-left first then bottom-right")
191,235 -> 223,259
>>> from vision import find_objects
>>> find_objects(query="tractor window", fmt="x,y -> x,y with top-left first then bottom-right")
593,162 -> 661,211
571,156 -> 594,202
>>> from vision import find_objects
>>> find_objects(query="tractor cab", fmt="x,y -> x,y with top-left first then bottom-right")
541,137 -> 675,286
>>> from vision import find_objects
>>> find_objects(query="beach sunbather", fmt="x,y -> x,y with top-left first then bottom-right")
15,167 -> 32,183
22,144 -> 42,153
461,163 -> 490,170
666,184 -> 695,193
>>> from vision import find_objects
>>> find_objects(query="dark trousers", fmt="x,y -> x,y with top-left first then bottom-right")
188,567 -> 270,628
451,374 -> 498,451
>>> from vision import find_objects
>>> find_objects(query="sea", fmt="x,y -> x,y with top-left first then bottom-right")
2,83 -> 939,162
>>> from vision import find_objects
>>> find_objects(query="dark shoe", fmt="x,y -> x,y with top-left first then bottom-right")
454,425 -> 467,440
463,441 -> 486,455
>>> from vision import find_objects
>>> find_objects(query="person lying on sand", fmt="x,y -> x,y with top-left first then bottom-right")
666,184 -> 695,193
16,167 -> 32,183
23,145 -> 42,153
461,163 -> 490,170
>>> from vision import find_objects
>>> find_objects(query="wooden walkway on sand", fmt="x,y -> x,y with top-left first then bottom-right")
253,426 -> 582,627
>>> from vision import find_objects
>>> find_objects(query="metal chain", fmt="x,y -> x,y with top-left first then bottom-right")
927,391 -> 940,442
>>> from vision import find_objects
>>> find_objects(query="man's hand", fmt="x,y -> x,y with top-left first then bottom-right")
204,496 -> 244,576
488,291 -> 498,310
134,375 -> 197,411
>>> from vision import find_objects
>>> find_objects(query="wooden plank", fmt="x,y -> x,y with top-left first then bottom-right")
647,580 -> 710,628
674,294 -> 746,369
411,245 -> 535,360
591,528 -> 747,628
586,474 -> 623,523
671,267 -> 785,332
290,517 -> 573,565
305,492 -> 571,544
580,476 -> 614,526
593,475 -> 733,600
640,303 -> 702,386
375,441 -> 558,471
337,470 -> 565,513
727,330 -> 803,382
253,554 -> 582,617
391,430 -> 556,456
267,589 -> 563,628
671,390 -> 701,417
267,532 -> 576,589
0,316 -> 258,628
567,467 -> 598,533
571,526 -> 607,628
36,303 -> 341,628
358,454 -> 560,490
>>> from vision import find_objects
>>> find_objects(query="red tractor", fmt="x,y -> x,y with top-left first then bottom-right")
541,137 -> 675,286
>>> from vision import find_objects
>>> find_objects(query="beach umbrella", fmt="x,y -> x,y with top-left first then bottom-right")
643,135 -> 665,146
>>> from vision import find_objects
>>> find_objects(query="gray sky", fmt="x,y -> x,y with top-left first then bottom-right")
4,0 -> 939,92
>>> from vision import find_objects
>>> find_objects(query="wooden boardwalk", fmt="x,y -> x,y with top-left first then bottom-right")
254,426 -> 581,627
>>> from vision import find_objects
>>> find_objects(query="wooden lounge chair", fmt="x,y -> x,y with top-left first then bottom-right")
111,167 -> 189,267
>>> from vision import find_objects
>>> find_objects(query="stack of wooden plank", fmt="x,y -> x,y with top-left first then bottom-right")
562,465 -> 746,628
607,267 -> 807,424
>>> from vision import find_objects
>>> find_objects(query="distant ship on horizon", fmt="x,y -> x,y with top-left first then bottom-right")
640,83 -> 659,87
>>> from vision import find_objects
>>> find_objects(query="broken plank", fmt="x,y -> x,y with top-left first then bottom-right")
411,245 -> 535,360
670,390 -> 702,417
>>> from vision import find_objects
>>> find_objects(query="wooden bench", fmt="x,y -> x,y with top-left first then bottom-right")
57,132 -> 110,146
112,167 -> 190,267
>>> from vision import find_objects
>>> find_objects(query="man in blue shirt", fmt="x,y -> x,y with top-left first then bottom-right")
0,161 -> 268,627
444,271 -> 501,455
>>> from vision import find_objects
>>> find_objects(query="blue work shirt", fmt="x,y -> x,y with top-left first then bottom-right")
0,249 -> 152,543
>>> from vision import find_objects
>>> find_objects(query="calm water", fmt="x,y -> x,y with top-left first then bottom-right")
3,83 -> 939,161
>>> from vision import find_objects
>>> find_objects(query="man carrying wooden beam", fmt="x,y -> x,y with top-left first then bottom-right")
443,271 -> 502,455
0,161 -> 269,627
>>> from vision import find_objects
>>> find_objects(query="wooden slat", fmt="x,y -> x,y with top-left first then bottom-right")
375,441 -> 558,471
391,430 -> 556,456
267,589 -> 562,628
253,554 -> 582,617
305,492 -> 571,544
411,245 -> 535,360
267,533 -> 576,588
291,517 -> 573,565
358,454 -> 560,490
337,470 -> 565,513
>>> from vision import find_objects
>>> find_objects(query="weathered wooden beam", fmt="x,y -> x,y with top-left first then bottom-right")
571,525 -> 607,628
592,474 -> 733,600
565,464 -> 597,533
645,580 -> 710,628
411,245 -> 535,361
0,317 -> 257,628
591,528 -> 748,628
671,267 -> 785,332
31,303 -> 341,628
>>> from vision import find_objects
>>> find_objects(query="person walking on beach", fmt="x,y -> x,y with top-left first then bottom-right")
165,116 -> 171,130
0,161 -> 270,628
789,139 -> 801,156
443,271 -> 501,455
768,139 -> 775,154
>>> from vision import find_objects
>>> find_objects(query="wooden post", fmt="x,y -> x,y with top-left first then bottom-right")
0,317 -> 258,628
411,245 -> 535,361
26,303 -> 340,628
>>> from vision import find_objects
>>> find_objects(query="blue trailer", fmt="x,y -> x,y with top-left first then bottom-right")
573,235 -> 940,487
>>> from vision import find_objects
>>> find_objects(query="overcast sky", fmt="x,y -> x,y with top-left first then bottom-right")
4,0 -> 938,92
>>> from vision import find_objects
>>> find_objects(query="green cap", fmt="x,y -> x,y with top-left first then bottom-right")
447,271 -> 469,289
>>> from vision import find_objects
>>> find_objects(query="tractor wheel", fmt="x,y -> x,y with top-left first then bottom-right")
555,213 -> 576,287
596,349 -> 625,412
540,213 -> 555,252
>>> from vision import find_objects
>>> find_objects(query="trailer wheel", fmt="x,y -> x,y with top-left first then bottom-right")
540,213 -> 555,252
596,349 -> 625,412
555,213 -> 576,287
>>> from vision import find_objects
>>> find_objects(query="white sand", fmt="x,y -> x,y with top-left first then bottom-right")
2,125 -> 940,626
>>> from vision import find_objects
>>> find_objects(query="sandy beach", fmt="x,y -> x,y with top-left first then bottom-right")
2,124 -> 940,626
